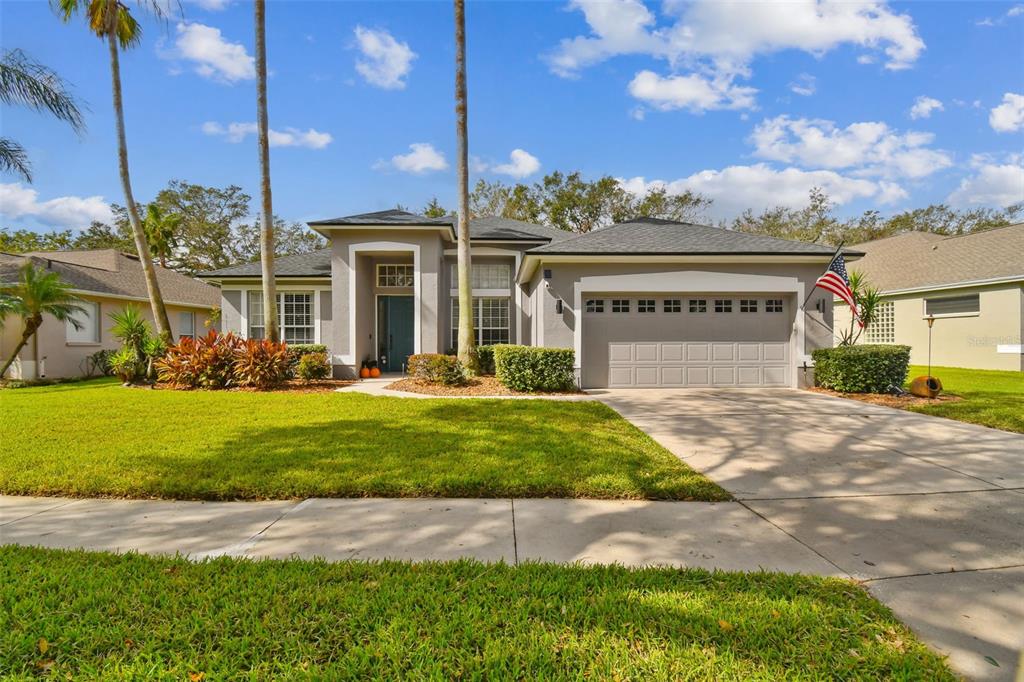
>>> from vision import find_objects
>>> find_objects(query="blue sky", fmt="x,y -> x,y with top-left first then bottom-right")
1,0 -> 1022,234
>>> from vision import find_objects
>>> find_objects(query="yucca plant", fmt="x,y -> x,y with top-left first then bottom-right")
108,305 -> 151,382
839,270 -> 882,346
0,262 -> 86,379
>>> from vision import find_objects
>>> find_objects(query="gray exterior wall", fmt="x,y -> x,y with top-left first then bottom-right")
221,289 -> 242,336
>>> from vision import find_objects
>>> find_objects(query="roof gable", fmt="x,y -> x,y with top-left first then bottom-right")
308,209 -> 453,227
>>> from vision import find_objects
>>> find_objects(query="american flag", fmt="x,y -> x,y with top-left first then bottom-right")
816,252 -> 863,327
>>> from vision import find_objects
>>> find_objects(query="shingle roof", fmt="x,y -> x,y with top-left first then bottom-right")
198,248 -> 332,278
0,250 -> 219,307
470,216 -> 573,242
526,217 -> 856,256
847,223 -> 1024,292
308,209 -> 453,226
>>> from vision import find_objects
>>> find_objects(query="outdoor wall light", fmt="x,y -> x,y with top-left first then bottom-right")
555,299 -> 564,314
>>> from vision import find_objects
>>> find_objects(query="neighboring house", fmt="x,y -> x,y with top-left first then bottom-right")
0,249 -> 220,380
198,209 -> 854,389
835,224 -> 1024,371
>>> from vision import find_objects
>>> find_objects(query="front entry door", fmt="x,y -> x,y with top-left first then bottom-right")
377,296 -> 414,372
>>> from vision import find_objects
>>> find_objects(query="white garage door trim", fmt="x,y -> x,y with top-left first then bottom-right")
573,270 -> 806,387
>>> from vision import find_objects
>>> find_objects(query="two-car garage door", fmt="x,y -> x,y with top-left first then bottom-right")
581,294 -> 794,388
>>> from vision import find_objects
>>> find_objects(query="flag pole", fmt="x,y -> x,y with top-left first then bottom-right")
800,241 -> 845,312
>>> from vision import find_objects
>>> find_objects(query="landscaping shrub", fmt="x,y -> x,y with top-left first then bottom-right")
476,345 -> 496,375
296,352 -> 331,381
812,344 -> 911,393
287,344 -> 328,368
494,345 -> 576,392
156,330 -> 242,389
83,349 -> 115,377
108,347 -> 140,384
407,353 -> 465,386
234,339 -> 291,389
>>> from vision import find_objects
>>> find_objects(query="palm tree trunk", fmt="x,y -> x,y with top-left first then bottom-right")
107,30 -> 172,343
0,315 -> 40,379
454,0 -> 478,374
255,0 -> 279,343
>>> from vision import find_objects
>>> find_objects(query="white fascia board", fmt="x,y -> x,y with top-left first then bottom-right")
518,254 -> 836,283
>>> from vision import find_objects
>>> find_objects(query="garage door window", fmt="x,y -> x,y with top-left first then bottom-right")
664,299 -> 681,313
612,299 -> 630,313
585,299 -> 604,313
766,299 -> 784,313
689,299 -> 706,313
637,299 -> 655,313
714,299 -> 732,313
740,299 -> 758,313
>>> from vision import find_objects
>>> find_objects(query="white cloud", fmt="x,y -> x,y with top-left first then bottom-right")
627,70 -> 757,112
490,149 -> 542,178
202,121 -> 333,149
0,183 -> 113,229
376,143 -> 448,174
353,26 -> 416,90
173,22 -> 254,83
856,54 -> 875,64
989,92 -> 1024,132
909,95 -> 943,119
947,157 -> 1024,207
188,0 -> 230,10
619,164 -> 903,219
749,115 -> 952,179
789,73 -> 816,96
1009,5 -> 1024,17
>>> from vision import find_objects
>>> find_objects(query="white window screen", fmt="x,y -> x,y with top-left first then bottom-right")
451,297 -> 510,348
451,263 -> 511,289
377,264 -> 414,288
865,301 -> 895,343
66,301 -> 100,343
249,291 -> 314,343
925,294 -> 979,316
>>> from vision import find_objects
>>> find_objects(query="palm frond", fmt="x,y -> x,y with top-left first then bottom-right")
0,48 -> 86,132
0,137 -> 32,182
10,262 -> 88,324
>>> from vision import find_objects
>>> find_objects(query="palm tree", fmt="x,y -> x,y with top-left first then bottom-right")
142,203 -> 179,268
453,0 -> 478,374
54,0 -> 173,343
0,48 -> 85,182
254,0 -> 278,342
0,262 -> 86,378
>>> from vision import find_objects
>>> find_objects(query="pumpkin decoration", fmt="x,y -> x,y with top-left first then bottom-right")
369,367 -> 381,378
359,366 -> 371,379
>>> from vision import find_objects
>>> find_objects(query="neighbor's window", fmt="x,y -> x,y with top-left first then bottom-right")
178,311 -> 195,340
377,264 -> 414,288
766,299 -> 784,313
865,301 -> 895,343
925,293 -> 979,316
66,301 -> 100,344
450,263 -> 511,289
585,299 -> 605,313
740,299 -> 758,313
249,291 -> 315,344
451,297 -> 510,348
611,299 -> 630,313
714,299 -> 732,313
689,299 -> 707,313
637,299 -> 656,313
664,299 -> 682,313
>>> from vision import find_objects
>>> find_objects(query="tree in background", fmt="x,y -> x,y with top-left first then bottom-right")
235,216 -> 326,262
0,48 -> 85,182
55,0 -> 172,342
152,181 -> 251,273
453,0 -> 478,374
422,197 -> 450,218
253,0 -> 278,342
0,262 -> 86,378
142,204 -> 179,268
0,228 -> 76,252
732,187 -> 839,244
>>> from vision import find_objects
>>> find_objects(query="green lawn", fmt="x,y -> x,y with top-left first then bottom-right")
906,365 -> 1024,433
0,378 -> 727,501
0,547 -> 953,680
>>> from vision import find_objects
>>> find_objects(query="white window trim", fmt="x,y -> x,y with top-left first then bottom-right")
66,300 -> 100,345
450,296 -> 511,348
247,290 -> 317,344
922,294 -> 981,319
376,263 -> 415,288
235,284 -> 326,345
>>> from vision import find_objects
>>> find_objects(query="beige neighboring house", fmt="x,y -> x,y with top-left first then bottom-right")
1,249 -> 220,380
834,223 -> 1024,371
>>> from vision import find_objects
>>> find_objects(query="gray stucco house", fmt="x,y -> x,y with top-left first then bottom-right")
198,209 -> 854,388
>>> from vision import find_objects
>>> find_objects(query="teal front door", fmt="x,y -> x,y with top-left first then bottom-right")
377,296 -> 414,372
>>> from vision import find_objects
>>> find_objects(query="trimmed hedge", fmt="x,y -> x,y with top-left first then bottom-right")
494,345 -> 576,393
407,353 -> 465,386
287,344 -> 328,366
296,352 -> 332,381
812,344 -> 911,393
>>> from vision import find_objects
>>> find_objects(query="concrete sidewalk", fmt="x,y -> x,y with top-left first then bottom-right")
1,495 -> 838,574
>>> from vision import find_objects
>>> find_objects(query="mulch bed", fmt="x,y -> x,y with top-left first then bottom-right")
151,379 -> 354,393
808,386 -> 963,408
386,375 -> 583,397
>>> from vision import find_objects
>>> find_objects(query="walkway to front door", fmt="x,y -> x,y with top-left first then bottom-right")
377,295 -> 414,372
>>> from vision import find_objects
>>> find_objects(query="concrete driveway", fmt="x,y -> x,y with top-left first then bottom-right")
593,387 -> 1024,682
